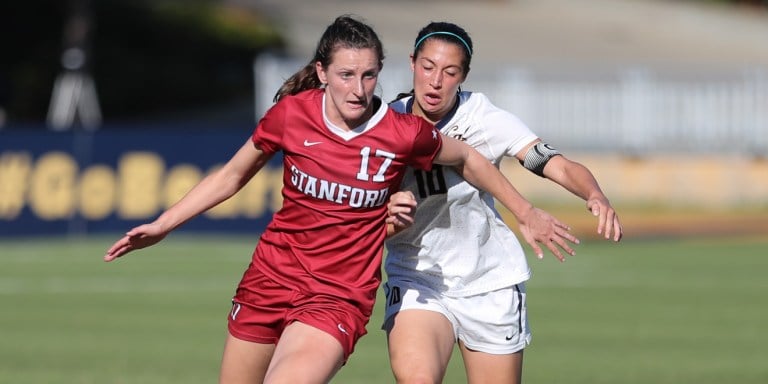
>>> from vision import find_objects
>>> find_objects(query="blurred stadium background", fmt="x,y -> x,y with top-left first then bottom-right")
1,0 -> 767,383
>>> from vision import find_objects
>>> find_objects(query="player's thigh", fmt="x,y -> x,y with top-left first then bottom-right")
459,342 -> 523,384
452,284 -> 530,354
386,309 -> 456,383
264,321 -> 345,384
219,332 -> 275,384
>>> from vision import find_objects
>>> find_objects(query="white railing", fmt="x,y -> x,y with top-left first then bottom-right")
254,55 -> 768,156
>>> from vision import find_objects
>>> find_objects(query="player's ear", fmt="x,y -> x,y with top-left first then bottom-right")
315,61 -> 328,85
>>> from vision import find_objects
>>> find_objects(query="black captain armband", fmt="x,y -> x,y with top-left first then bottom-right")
520,142 -> 561,177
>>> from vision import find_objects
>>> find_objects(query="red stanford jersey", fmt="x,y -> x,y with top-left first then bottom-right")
248,88 -> 442,315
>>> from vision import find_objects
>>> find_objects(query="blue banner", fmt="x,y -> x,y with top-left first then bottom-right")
0,127 -> 283,237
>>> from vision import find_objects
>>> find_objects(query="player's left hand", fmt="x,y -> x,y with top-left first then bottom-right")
587,196 -> 623,242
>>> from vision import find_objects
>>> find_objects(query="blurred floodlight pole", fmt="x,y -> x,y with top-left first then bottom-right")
47,0 -> 102,131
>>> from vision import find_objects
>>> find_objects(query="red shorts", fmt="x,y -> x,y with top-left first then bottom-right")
227,268 -> 369,360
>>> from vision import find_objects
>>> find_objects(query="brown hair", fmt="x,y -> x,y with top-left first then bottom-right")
273,15 -> 385,102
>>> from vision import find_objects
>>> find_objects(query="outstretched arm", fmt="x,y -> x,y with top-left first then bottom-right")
434,136 -> 579,261
517,139 -> 623,242
104,140 -> 271,261
540,155 -> 622,241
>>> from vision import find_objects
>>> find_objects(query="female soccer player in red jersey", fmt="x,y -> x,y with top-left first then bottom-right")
103,15 -> 577,384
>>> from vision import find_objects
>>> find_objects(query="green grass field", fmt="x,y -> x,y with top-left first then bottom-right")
1,234 -> 766,383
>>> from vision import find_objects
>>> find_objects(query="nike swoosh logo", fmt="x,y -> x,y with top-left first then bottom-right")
337,323 -> 348,335
304,140 -> 322,146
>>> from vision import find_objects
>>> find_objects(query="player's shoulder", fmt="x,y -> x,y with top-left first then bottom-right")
379,108 -> 438,150
277,88 -> 322,107
460,91 -> 525,125
294,88 -> 323,100
268,89 -> 323,121
459,91 -> 498,113
384,102 -> 424,127
388,95 -> 412,114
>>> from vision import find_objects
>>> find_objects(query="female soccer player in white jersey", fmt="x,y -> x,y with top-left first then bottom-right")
103,15 -> 578,384
383,21 -> 624,384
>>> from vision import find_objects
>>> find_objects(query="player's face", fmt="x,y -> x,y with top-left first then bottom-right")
316,47 -> 380,131
410,39 -> 467,125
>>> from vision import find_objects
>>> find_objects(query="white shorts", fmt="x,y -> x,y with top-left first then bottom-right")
382,279 -> 532,354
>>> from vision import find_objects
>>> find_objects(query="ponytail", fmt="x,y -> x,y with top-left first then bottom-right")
273,63 -> 323,102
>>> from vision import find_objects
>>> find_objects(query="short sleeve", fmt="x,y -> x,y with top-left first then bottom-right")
409,118 -> 443,171
490,110 -> 537,158
473,93 -> 538,158
251,101 -> 287,155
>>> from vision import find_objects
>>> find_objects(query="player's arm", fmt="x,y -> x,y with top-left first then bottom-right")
434,135 -> 578,261
516,139 -> 623,242
104,140 -> 272,261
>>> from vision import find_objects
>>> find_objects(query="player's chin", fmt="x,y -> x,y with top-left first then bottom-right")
420,97 -> 447,113
343,104 -> 367,120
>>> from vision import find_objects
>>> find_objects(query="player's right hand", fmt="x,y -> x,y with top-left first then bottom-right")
386,191 -> 417,230
103,223 -> 168,262
517,207 -> 579,262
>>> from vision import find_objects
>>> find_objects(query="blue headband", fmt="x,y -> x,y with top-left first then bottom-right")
414,31 -> 472,56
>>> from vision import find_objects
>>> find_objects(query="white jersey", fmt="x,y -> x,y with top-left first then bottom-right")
385,91 -> 539,297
